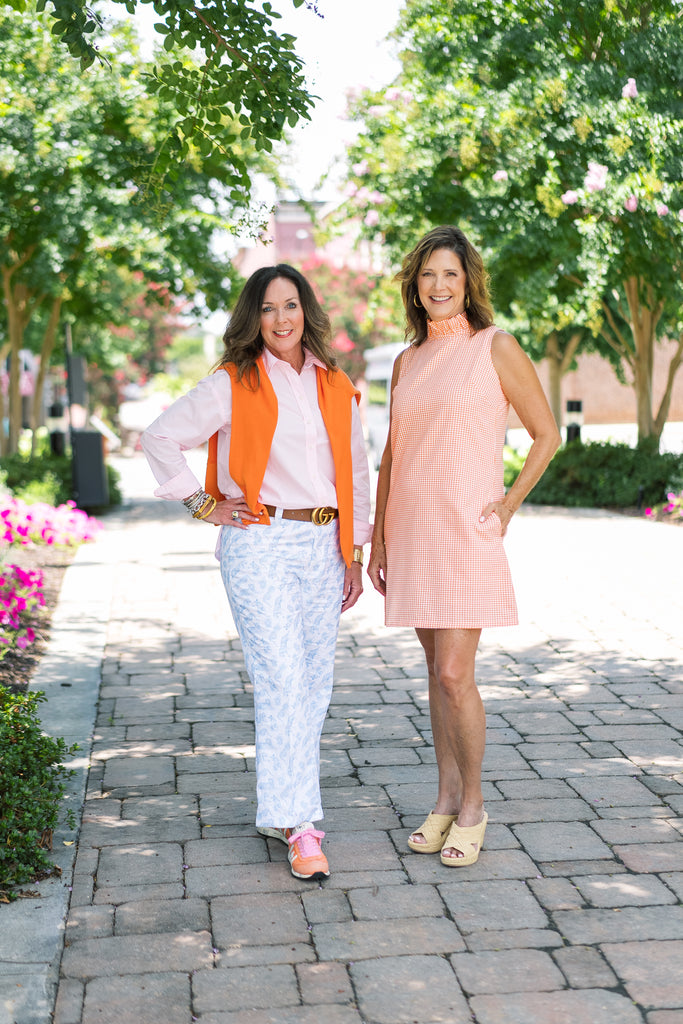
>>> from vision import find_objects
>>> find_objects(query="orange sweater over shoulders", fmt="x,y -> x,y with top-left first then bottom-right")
205,357 -> 360,566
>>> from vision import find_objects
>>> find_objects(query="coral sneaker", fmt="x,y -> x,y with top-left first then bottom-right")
286,822 -> 329,880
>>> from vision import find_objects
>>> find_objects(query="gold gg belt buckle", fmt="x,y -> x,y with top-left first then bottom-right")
311,506 -> 335,525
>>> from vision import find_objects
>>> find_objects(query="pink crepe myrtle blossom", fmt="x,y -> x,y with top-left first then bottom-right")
493,170 -> 508,182
656,202 -> 669,217
561,190 -> 579,205
332,331 -> 355,353
364,209 -> 380,227
352,160 -> 369,176
622,78 -> 638,99
584,162 -> 608,193
624,196 -> 638,212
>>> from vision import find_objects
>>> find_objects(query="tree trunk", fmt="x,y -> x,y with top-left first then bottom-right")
653,331 -> 683,441
544,330 -> 582,429
0,342 -> 9,457
4,277 -> 30,455
623,276 -> 663,447
1,255 -> 38,455
30,295 -> 63,457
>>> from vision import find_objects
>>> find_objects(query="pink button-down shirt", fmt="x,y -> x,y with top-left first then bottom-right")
141,349 -> 372,546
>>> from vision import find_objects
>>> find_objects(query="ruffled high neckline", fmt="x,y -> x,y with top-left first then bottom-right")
426,312 -> 471,339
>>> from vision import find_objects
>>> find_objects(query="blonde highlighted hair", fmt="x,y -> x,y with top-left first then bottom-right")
396,226 -> 494,346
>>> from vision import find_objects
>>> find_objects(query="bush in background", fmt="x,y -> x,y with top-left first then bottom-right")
514,439 -> 683,509
0,435 -> 121,509
0,686 -> 78,893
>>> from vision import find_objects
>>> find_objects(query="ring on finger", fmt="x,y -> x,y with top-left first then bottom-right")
231,510 -> 240,520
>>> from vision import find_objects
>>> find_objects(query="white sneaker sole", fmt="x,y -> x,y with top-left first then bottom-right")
289,858 -> 330,881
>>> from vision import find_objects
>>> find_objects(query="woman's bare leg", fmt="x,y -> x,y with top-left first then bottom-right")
411,627 -> 485,858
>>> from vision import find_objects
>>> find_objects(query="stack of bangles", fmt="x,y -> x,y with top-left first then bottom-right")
182,489 -> 217,521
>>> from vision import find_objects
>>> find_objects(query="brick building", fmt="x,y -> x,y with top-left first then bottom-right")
509,337 -> 683,432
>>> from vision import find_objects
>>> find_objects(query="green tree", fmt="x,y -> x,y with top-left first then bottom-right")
4,0 -> 315,193
341,0 -> 683,446
0,12 -> 253,453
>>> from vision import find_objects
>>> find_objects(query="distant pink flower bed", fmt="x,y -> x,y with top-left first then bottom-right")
645,490 -> 683,523
1,498 -> 102,548
0,498 -> 102,659
0,564 -> 44,657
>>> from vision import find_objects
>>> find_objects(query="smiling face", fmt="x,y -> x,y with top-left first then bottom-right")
416,248 -> 467,322
260,277 -> 306,369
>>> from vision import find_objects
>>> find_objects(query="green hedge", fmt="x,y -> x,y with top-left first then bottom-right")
518,439 -> 683,509
0,686 -> 78,892
0,437 -> 121,509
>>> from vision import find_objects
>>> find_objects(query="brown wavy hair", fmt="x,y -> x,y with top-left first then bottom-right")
396,226 -> 494,346
216,264 -> 336,386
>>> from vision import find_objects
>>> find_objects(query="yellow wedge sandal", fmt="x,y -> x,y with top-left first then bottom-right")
440,812 -> 488,867
407,812 -> 458,853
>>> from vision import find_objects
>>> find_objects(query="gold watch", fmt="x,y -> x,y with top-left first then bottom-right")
352,546 -> 364,565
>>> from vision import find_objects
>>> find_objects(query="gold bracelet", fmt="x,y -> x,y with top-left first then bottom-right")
194,496 -> 217,520
192,495 -> 212,518
352,546 -> 364,565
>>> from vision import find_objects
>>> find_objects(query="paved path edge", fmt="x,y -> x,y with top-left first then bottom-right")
0,520 -> 118,1024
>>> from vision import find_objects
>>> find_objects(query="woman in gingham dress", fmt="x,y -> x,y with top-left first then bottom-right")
368,226 -> 560,867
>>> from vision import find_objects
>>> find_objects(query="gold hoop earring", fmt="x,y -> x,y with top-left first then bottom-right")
465,293 -> 470,309
413,294 -> 422,308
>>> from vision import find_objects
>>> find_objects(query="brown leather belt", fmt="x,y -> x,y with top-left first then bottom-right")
263,504 -> 338,525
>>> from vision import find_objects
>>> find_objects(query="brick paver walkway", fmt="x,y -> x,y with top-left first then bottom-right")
7,456 -> 683,1024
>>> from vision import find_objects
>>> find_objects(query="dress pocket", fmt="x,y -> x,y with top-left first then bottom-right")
475,509 -> 502,537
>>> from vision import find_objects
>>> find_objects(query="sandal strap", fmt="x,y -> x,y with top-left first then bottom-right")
442,817 -> 487,855
413,812 -> 457,841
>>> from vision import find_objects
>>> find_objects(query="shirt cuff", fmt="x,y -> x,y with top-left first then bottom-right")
153,466 -> 202,501
352,522 -> 373,547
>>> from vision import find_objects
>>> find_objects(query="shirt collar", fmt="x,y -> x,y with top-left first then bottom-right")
262,346 -> 325,373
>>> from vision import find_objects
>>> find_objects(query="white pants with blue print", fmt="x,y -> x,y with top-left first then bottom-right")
219,516 -> 345,828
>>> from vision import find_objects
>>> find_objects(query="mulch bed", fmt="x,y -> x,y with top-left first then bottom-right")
0,545 -> 76,694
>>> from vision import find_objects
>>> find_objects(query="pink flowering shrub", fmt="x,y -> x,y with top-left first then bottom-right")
0,565 -> 45,660
0,498 -> 102,660
645,491 -> 683,523
1,498 -> 102,548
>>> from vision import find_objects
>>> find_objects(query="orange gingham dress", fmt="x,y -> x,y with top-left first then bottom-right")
384,312 -> 518,629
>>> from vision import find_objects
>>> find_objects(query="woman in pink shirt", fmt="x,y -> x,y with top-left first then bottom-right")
142,264 -> 371,881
